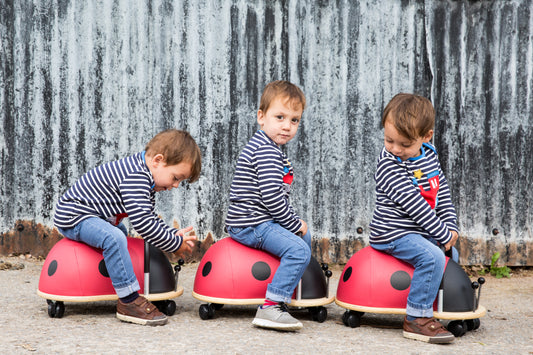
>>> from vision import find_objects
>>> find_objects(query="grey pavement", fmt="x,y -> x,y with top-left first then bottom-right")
0,256 -> 532,354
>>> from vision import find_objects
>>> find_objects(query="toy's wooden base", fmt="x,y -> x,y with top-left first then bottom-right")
37,285 -> 184,303
192,291 -> 334,307
335,298 -> 487,320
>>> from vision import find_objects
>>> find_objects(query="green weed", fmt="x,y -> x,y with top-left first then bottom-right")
481,252 -> 511,278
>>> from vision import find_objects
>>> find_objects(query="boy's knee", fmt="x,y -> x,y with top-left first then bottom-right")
287,239 -> 311,264
102,229 -> 128,250
299,241 -> 312,264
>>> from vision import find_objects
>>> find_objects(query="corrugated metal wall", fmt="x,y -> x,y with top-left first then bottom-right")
1,0 -> 532,265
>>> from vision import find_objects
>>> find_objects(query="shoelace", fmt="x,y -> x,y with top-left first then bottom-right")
277,303 -> 289,312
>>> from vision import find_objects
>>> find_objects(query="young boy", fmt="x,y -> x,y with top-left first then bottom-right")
225,80 -> 311,331
369,93 -> 459,343
53,129 -> 201,326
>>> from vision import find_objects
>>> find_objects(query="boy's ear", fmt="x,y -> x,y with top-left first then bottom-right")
257,109 -> 264,127
152,153 -> 165,166
422,129 -> 434,143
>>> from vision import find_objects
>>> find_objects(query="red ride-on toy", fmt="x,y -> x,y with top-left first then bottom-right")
37,237 -> 184,318
335,246 -> 486,337
192,237 -> 334,322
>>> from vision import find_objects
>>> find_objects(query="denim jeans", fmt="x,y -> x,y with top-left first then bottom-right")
57,217 -> 140,298
370,233 -> 458,318
227,221 -> 311,303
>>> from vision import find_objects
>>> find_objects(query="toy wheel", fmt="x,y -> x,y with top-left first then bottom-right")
465,318 -> 480,331
212,303 -> 224,311
199,304 -> 210,320
208,303 -> 216,318
309,306 -> 327,323
55,302 -> 65,318
47,301 -> 56,318
199,304 -> 215,320
341,311 -> 349,326
47,300 -> 65,318
342,310 -> 361,328
447,320 -> 467,337
154,300 -> 176,316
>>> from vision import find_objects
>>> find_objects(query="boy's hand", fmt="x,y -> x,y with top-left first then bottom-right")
175,226 -> 196,256
444,230 -> 458,251
298,219 -> 308,236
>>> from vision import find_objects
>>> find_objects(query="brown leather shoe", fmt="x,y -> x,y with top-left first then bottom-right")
116,295 -> 168,326
403,317 -> 455,343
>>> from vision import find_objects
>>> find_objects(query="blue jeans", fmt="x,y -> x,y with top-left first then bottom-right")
370,233 -> 458,318
58,217 -> 140,298
227,221 -> 311,304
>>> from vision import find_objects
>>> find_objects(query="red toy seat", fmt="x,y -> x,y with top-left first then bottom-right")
336,246 -> 450,310
38,237 -> 145,300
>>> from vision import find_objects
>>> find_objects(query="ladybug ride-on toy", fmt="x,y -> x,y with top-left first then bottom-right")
335,246 -> 486,337
192,237 -> 334,322
37,237 -> 184,318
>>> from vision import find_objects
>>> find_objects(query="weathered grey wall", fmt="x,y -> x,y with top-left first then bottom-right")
1,0 -> 532,265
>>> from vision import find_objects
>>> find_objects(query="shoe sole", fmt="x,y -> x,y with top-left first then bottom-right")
403,330 -> 455,344
252,318 -> 303,331
116,312 -> 168,326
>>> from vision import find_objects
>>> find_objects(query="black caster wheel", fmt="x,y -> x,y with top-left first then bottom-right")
342,310 -> 361,328
309,306 -> 327,323
154,300 -> 176,316
465,318 -> 480,331
199,303 -> 216,320
447,320 -> 467,337
47,300 -> 65,318
342,311 -> 349,326
199,304 -> 210,320
212,303 -> 224,311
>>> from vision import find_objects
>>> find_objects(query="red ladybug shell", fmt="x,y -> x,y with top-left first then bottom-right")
336,246 -> 449,310
38,237 -> 145,298
193,237 -> 284,300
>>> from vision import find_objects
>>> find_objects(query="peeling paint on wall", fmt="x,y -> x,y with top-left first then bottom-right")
1,0 -> 532,265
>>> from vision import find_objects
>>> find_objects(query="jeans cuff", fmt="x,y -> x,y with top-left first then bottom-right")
114,280 -> 141,298
406,304 -> 434,318
266,285 -> 293,304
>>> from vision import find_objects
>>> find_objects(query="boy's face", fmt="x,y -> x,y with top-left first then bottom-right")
149,154 -> 192,192
384,120 -> 433,161
257,95 -> 303,146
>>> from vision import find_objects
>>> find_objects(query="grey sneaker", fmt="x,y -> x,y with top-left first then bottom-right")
252,303 -> 303,331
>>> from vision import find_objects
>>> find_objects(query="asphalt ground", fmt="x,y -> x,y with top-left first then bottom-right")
1,256 -> 532,354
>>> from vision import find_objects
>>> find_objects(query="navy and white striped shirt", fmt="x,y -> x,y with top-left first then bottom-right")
53,152 -> 183,252
225,130 -> 302,233
370,143 -> 458,245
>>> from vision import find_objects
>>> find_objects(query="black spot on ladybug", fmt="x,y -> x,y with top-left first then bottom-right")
390,270 -> 411,291
343,266 -> 352,282
98,259 -> 110,278
48,260 -> 58,277
202,261 -> 212,277
251,261 -> 271,281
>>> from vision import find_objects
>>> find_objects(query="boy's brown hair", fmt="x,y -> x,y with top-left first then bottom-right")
381,93 -> 435,141
145,129 -> 202,182
259,80 -> 306,113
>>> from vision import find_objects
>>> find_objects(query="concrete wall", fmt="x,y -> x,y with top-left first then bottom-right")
1,0 -> 532,265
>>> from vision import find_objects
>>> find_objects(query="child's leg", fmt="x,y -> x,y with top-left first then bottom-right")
62,217 -> 140,297
59,217 -> 167,325
228,222 -> 310,331
228,222 -> 311,303
372,234 -> 454,342
255,221 -> 311,303
372,233 -> 445,317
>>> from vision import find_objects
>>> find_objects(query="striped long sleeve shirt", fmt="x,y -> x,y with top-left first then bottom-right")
370,143 -> 458,245
53,151 -> 183,252
225,130 -> 302,234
